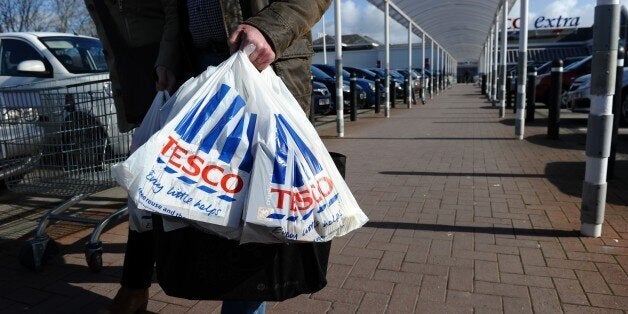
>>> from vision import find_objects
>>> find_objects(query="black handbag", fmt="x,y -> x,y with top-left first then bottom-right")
153,152 -> 346,301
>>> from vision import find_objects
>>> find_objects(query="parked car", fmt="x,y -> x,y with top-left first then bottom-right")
396,69 -> 422,92
344,66 -> 379,81
563,69 -> 628,125
368,68 -> 405,98
311,81 -> 333,115
563,74 -> 592,113
0,32 -> 129,179
313,64 -> 372,107
310,65 -> 366,110
535,56 -> 592,105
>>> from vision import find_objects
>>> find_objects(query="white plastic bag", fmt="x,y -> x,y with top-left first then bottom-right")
113,51 -> 368,241
127,91 -> 170,232
240,67 -> 367,242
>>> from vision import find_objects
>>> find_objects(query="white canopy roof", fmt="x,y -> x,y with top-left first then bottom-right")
366,0 -> 512,63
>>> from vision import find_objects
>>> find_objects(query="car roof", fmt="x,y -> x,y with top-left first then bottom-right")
0,32 -> 97,40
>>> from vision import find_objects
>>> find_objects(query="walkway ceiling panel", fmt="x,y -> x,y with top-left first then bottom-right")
366,0 -> 512,63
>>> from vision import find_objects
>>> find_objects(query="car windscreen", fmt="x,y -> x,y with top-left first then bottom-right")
358,68 -> 377,77
389,70 -> 404,80
39,36 -> 108,73
311,66 -> 332,79
535,61 -> 553,75
564,56 -> 591,71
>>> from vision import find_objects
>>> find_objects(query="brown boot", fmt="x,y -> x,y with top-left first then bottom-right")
97,286 -> 148,314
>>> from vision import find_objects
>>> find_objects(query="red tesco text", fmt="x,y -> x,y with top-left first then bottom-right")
161,136 -> 244,194
270,176 -> 335,211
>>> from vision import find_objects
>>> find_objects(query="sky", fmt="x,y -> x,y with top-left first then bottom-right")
312,0 -> 628,44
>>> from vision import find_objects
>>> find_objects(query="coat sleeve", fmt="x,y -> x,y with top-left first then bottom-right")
243,0 -> 331,59
155,0 -> 180,70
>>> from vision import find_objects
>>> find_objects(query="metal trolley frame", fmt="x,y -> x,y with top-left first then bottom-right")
0,74 -> 131,272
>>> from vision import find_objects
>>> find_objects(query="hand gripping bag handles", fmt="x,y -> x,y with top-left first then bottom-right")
114,50 -> 367,241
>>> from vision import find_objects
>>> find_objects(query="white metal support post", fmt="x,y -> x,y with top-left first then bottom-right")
430,39 -> 434,99
322,15 -> 328,64
487,28 -> 493,98
515,0 -> 529,139
493,18 -> 499,104
485,42 -> 489,91
334,0 -> 344,137
385,0 -> 391,117
500,1 -> 508,117
422,32 -> 426,103
407,22 -> 413,108
436,45 -> 440,94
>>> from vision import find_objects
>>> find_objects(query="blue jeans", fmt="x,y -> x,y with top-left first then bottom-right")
221,300 -> 266,314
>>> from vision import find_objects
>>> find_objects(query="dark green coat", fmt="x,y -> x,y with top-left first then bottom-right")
85,0 -> 180,132
192,0 -> 330,114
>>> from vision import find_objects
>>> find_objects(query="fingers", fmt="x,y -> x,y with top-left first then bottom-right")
249,49 -> 274,70
228,24 -> 276,70
228,26 -> 244,54
166,72 -> 176,93
155,66 -> 176,93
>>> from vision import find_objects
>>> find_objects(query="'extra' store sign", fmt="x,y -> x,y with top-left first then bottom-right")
508,16 -> 581,30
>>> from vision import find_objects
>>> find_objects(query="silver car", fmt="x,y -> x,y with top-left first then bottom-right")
564,69 -> 628,125
0,32 -> 130,179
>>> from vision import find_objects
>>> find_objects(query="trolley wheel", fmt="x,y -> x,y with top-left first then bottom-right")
86,251 -> 103,273
18,238 -> 59,272
85,242 -> 103,273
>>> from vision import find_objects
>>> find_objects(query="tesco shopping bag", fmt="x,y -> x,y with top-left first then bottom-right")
127,91 -> 170,233
240,69 -> 367,243
113,58 -> 253,227
113,50 -> 367,240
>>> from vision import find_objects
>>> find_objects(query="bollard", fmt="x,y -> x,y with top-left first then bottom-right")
547,59 -> 563,139
506,75 -> 513,109
609,46 -> 625,179
310,75 -> 316,125
403,77 -> 409,105
390,79 -> 396,108
374,77 -> 381,114
350,72 -> 357,121
481,73 -> 487,95
526,66 -> 537,123
310,94 -> 316,125
580,0 -> 620,237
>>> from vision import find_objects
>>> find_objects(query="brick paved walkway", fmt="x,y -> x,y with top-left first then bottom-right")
1,84 -> 627,313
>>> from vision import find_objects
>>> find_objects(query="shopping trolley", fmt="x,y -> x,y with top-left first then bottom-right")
0,74 -> 132,272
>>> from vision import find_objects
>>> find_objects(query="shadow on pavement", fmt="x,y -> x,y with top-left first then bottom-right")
380,171 -> 547,178
321,136 -> 516,141
499,118 -> 516,126
432,121 -> 501,124
364,221 -> 579,237
526,133 -> 628,155
380,160 -> 628,206
525,133 -> 587,150
544,161 -> 628,206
